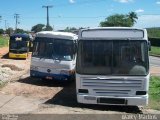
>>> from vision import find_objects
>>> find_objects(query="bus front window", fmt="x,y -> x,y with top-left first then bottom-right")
32,38 -> 75,61
53,40 -> 74,61
10,41 -> 28,51
112,41 -> 149,75
76,40 -> 149,76
77,40 -> 112,75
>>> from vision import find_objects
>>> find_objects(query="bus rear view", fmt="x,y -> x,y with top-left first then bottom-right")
76,27 -> 150,106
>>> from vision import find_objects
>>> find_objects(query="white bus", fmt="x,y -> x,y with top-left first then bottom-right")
76,27 -> 150,106
30,31 -> 78,81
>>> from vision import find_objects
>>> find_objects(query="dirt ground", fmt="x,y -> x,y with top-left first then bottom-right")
0,47 -> 160,114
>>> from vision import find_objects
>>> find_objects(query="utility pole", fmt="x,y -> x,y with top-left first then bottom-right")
14,13 -> 20,33
42,5 -> 53,28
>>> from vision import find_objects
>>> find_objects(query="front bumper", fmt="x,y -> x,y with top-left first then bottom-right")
9,52 -> 27,59
30,70 -> 75,81
77,94 -> 148,106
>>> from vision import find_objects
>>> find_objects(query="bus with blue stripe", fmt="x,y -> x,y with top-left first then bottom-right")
30,31 -> 77,81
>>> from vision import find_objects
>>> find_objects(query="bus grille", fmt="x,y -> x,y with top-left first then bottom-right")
81,78 -> 143,96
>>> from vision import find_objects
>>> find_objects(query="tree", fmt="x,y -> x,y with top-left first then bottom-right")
100,12 -> 138,27
64,27 -> 77,32
16,28 -> 26,33
5,27 -> 14,35
31,24 -> 45,33
43,25 -> 53,31
0,29 -> 4,34
127,12 -> 138,26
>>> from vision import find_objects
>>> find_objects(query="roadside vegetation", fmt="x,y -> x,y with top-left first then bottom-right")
148,76 -> 160,110
0,35 -> 9,47
149,46 -> 160,56
147,28 -> 160,38
147,28 -> 160,56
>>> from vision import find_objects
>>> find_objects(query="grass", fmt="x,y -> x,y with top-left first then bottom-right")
0,35 -> 9,47
147,28 -> 160,38
148,76 -> 160,110
149,46 -> 160,56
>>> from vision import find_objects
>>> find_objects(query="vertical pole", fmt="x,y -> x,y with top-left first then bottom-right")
42,5 -> 53,28
47,7 -> 49,27
14,14 -> 20,33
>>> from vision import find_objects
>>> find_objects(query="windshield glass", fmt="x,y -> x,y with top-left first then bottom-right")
32,38 -> 75,61
10,41 -> 28,51
77,40 -> 149,76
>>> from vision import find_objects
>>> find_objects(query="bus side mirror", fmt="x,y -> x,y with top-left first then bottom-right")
74,41 -> 78,54
148,41 -> 151,51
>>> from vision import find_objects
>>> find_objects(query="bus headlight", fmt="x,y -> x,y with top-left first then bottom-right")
60,70 -> 75,75
30,66 -> 38,71
60,70 -> 70,75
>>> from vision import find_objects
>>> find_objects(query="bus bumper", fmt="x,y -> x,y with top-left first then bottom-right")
9,53 -> 27,59
30,70 -> 75,81
77,94 -> 148,106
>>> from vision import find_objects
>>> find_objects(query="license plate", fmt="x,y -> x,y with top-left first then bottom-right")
98,98 -> 127,104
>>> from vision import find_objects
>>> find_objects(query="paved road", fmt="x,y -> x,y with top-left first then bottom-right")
150,56 -> 160,67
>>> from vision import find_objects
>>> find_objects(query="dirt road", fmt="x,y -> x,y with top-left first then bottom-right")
0,47 -> 160,114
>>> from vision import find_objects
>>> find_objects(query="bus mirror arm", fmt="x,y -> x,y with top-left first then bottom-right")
148,41 -> 151,51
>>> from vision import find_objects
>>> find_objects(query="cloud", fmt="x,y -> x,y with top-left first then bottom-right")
114,0 -> 133,3
69,0 -> 75,4
135,9 -> 144,13
135,15 -> 160,28
156,1 -> 160,4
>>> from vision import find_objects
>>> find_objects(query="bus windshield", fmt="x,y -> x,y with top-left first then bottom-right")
9,35 -> 30,52
32,38 -> 75,61
10,41 -> 28,51
77,40 -> 149,76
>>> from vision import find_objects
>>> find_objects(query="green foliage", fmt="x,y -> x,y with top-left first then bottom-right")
31,24 -> 45,33
127,12 -> 138,26
149,46 -> 160,56
150,76 -> 160,95
147,28 -> 160,38
149,37 -> 160,47
0,35 -> 9,47
100,12 -> 138,27
148,76 -> 160,110
0,29 -> 4,34
31,24 -> 53,32
43,25 -> 53,31
5,27 -> 14,35
16,28 -> 26,34
64,27 -> 77,32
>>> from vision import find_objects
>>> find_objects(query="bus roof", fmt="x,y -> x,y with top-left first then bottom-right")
10,33 -> 30,38
36,31 -> 78,40
10,33 -> 30,41
79,27 -> 147,40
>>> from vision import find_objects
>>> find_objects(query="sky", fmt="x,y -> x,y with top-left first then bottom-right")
0,0 -> 160,31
